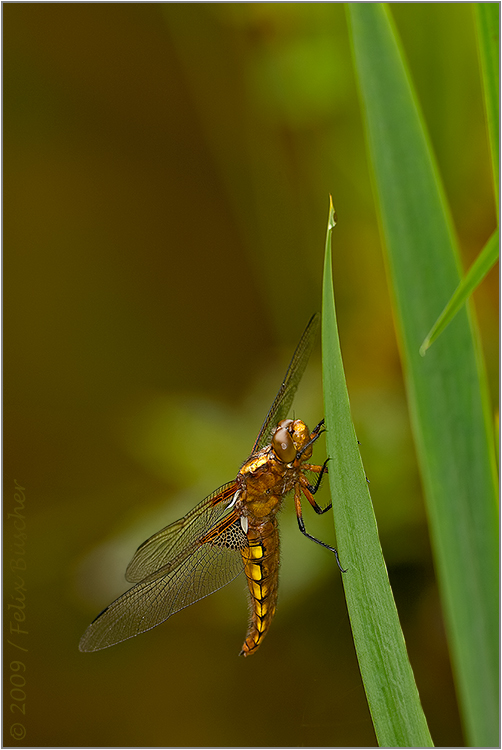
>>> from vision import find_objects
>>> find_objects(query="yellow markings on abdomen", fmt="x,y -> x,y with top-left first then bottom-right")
250,580 -> 262,599
256,618 -> 266,633
240,522 -> 280,657
249,564 -> 262,581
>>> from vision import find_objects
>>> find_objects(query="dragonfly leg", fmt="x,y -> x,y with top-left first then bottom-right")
311,418 -> 325,435
302,458 -> 330,498
299,466 -> 331,516
294,485 -> 346,573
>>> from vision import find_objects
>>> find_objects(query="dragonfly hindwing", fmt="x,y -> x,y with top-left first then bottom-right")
209,520 -> 248,551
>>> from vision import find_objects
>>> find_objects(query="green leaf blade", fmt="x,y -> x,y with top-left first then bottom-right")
322,203 -> 433,748
347,5 -> 499,746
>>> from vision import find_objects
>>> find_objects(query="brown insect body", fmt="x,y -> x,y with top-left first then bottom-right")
236,418 -> 324,655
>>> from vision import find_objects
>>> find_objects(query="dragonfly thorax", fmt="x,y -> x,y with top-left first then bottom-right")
236,419 -> 314,520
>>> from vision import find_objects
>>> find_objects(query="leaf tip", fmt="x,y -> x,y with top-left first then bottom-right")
328,195 -> 337,229
419,339 -> 429,357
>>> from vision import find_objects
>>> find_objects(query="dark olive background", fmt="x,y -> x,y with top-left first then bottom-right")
4,4 -> 497,748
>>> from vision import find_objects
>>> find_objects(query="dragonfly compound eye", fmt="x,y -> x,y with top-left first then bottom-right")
272,426 -> 296,463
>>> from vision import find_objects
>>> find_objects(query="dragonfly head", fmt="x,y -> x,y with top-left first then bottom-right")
272,419 -> 312,463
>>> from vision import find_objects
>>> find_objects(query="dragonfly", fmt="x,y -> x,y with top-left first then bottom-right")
79,313 -> 345,657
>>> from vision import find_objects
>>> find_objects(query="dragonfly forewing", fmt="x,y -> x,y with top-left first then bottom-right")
126,483 -> 238,583
253,313 -> 319,453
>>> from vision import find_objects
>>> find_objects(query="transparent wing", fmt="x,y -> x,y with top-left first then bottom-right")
253,313 -> 320,452
79,484 -> 247,652
126,482 -> 238,583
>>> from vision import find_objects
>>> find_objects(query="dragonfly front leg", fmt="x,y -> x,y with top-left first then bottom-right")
294,481 -> 347,573
311,419 -> 325,435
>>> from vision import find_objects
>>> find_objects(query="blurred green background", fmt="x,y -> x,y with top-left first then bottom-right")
4,4 -> 497,747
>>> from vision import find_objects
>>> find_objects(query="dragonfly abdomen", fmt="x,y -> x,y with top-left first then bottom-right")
240,518 -> 280,657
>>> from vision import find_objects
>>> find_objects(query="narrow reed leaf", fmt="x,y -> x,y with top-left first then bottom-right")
322,200 -> 433,748
420,228 -> 499,355
475,2 -> 499,210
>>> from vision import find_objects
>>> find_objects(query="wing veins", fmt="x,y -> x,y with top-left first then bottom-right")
79,520 -> 248,652
253,313 -> 319,452
125,482 -> 237,583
